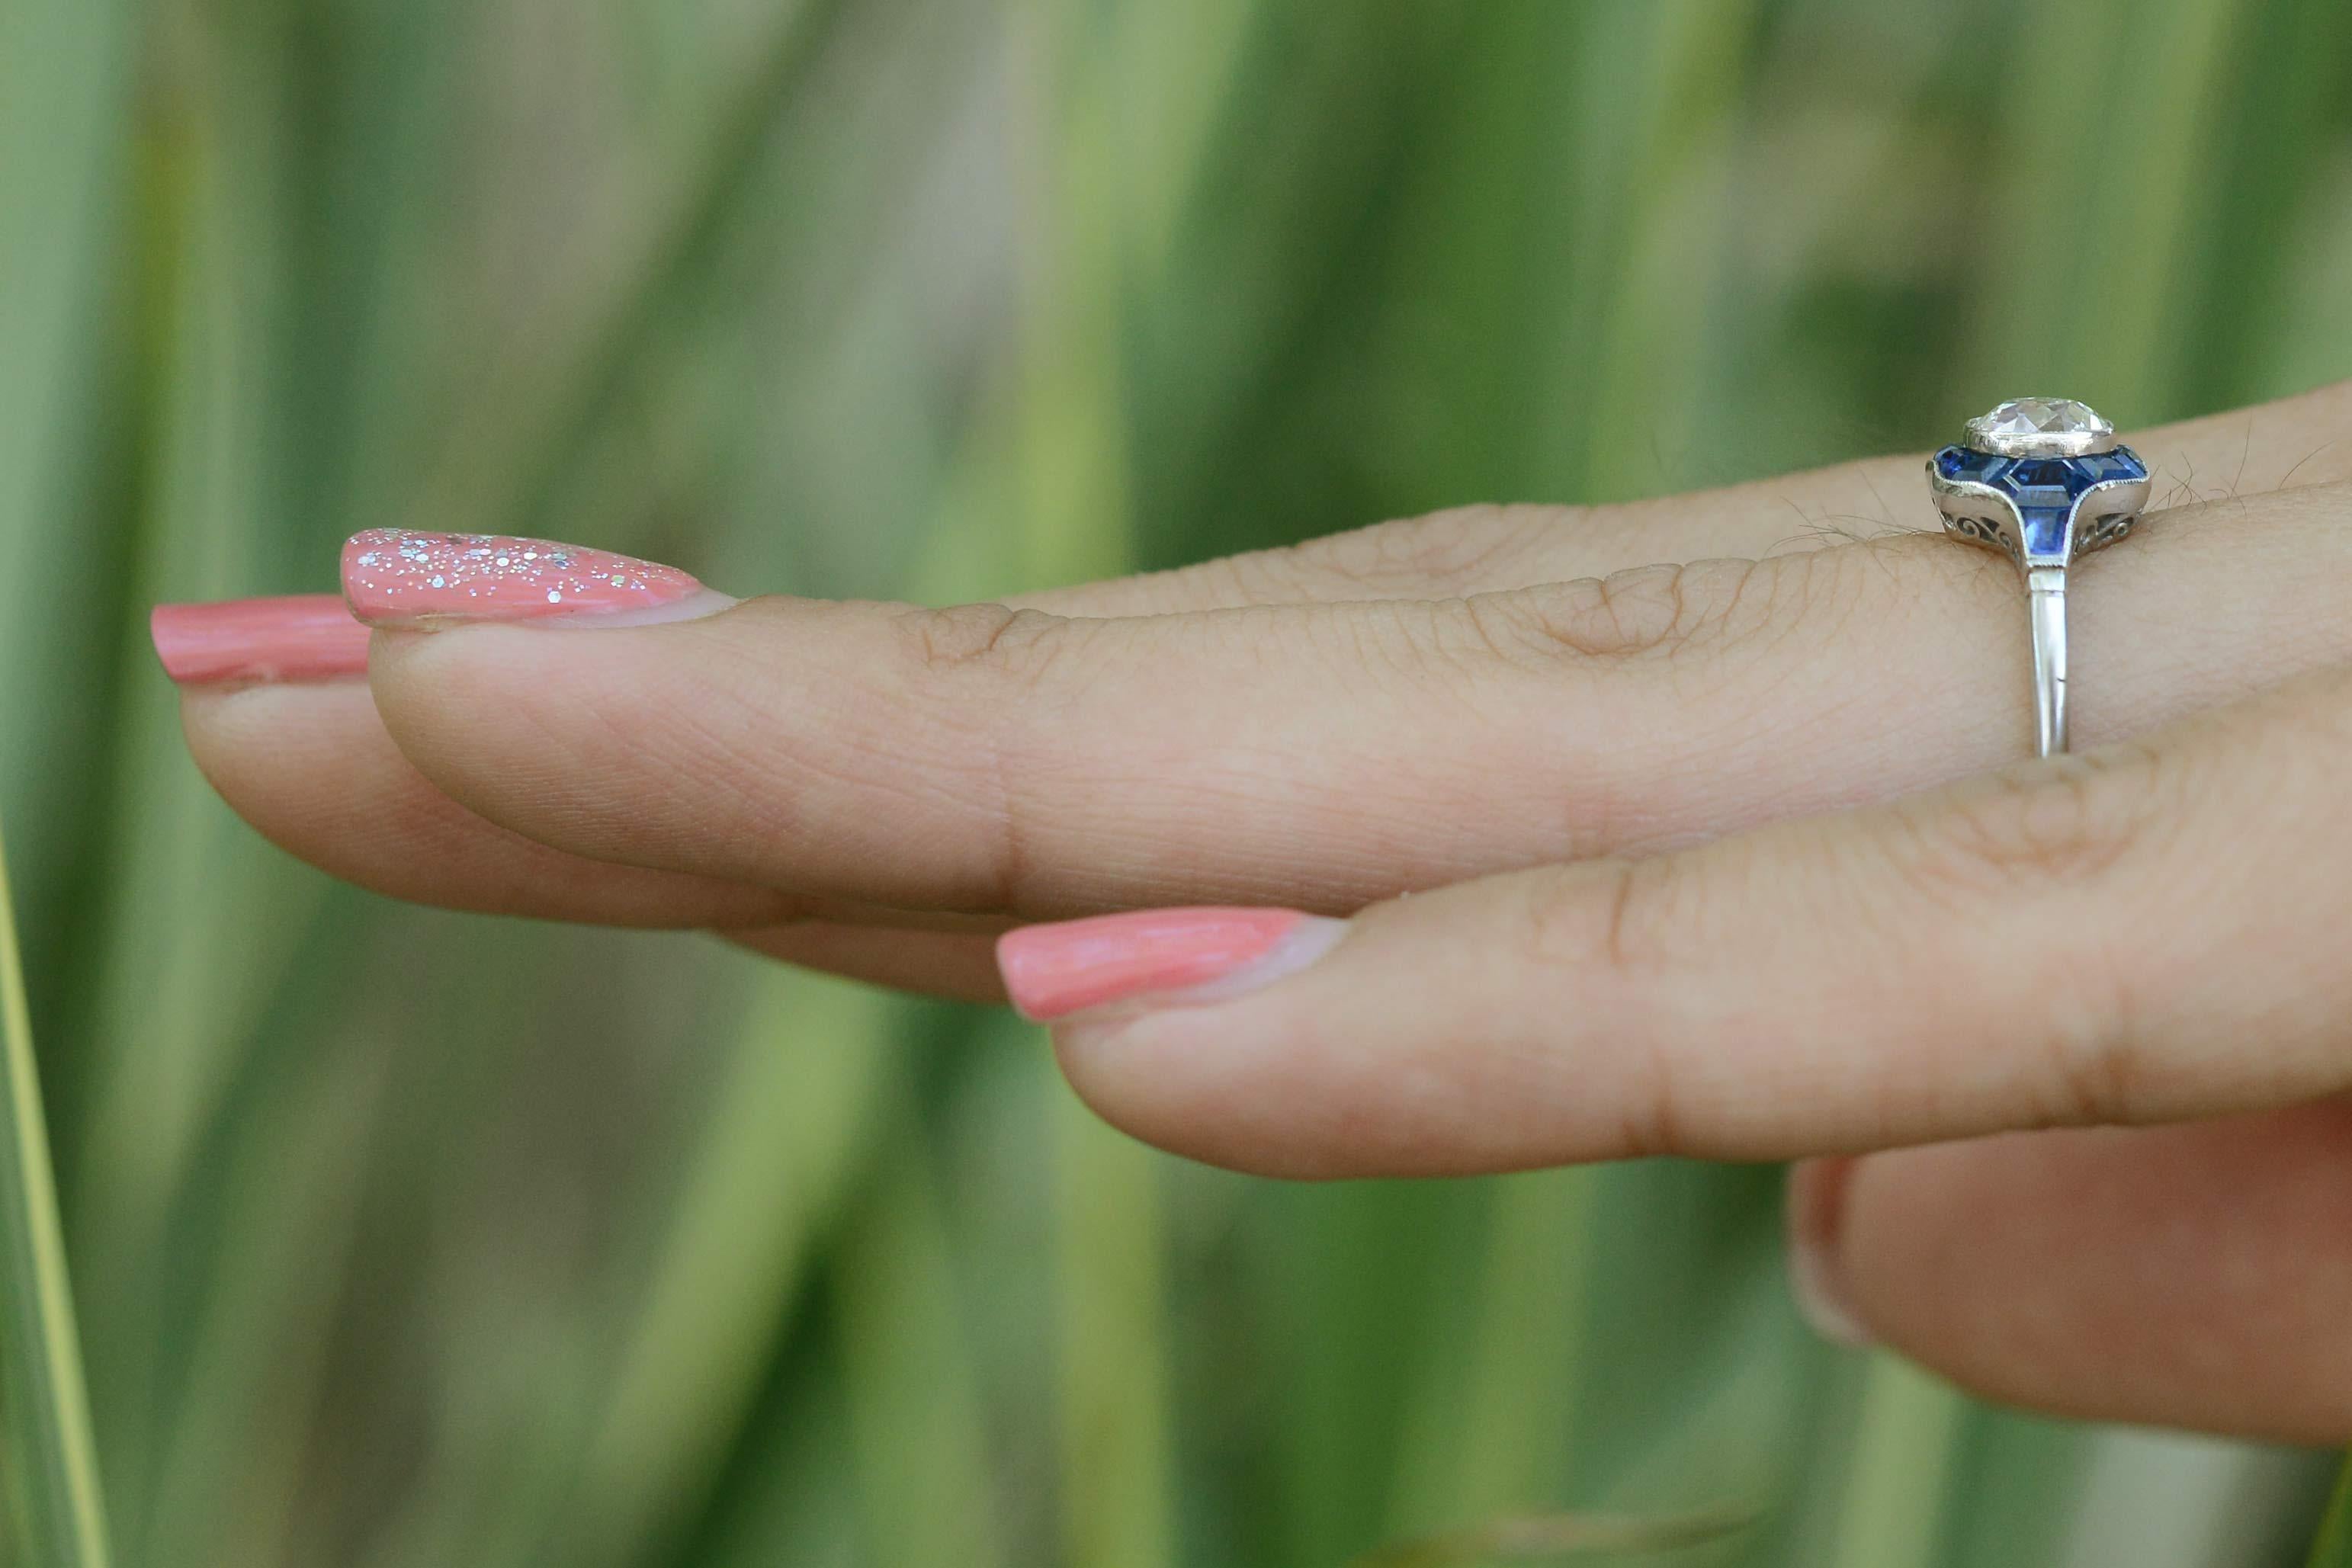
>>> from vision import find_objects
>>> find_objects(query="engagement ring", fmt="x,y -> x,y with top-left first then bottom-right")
1927,397 -> 2152,757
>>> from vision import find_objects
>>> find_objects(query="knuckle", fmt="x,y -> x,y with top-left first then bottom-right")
1468,553 -> 1807,664
897,602 -> 1072,684
1507,860 -> 1694,1157
1907,746 -> 2161,899
888,603 -> 1084,910
1508,860 -> 1666,977
1894,747 -> 2178,1127
2038,991 -> 2148,1126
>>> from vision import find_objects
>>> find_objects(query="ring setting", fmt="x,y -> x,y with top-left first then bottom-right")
1927,397 -> 2151,757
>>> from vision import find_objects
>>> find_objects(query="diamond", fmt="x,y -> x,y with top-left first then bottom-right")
1965,397 -> 2117,459
1984,397 -> 2102,436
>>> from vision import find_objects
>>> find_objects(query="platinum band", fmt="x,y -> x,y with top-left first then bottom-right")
2027,566 -> 2067,758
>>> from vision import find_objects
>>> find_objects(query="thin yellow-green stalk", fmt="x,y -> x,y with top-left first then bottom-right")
0,819 -> 111,1567
2309,1461 -> 2352,1567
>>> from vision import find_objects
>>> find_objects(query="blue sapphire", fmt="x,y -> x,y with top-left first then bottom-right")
1934,445 -> 2007,483
1934,444 -> 2145,559
2018,506 -> 2069,556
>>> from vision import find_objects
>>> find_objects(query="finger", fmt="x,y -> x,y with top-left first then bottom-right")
185,672 -> 1013,996
181,678 -> 795,926
1787,1103 -> 2352,1444
163,389 -> 2352,927
179,674 -> 1003,945
357,476 -> 2352,918
1019,665 -> 2352,1177
1016,380 -> 2352,614
165,383 -> 2352,913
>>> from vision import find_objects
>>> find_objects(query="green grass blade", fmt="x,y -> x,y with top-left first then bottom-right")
0,819 -> 111,1568
833,1112 -> 1006,1568
1385,1171 -> 1599,1534
2309,1461 -> 2352,1568
1348,1502 -> 1756,1567
1825,1357 -> 1965,1568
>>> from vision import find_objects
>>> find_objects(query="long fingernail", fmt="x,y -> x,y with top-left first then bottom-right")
1786,1157 -> 1873,1348
342,529 -> 732,628
151,595 -> 373,685
997,908 -> 1349,1023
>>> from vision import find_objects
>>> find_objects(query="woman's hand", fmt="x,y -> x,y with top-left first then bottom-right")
153,382 -> 2352,1441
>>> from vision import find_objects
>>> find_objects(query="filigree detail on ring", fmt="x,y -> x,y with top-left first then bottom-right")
2079,511 -> 2137,552
1944,513 -> 2020,561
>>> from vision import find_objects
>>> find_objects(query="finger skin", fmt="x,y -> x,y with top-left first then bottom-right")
181,682 -> 797,927
182,681 -> 1010,941
185,677 -> 1013,992
362,477 -> 2352,922
1818,1105 -> 2352,1444
1042,666 -> 2352,1178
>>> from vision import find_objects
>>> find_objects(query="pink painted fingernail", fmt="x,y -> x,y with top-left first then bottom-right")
1786,1157 -> 1873,1348
151,595 -> 372,685
996,907 -> 1349,1023
342,529 -> 730,628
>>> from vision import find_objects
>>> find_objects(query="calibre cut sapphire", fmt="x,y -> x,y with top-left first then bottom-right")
1936,446 -> 1994,482
1931,445 -> 2147,558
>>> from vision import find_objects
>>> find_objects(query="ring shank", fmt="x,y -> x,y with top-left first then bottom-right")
2027,566 -> 2068,757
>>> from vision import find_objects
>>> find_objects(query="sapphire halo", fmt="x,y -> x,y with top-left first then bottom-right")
1930,397 -> 2150,566
1926,398 -> 2154,758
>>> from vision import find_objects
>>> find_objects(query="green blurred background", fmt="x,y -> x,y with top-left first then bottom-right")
4,0 -> 2351,1563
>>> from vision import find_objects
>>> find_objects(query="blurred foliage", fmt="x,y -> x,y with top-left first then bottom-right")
3,0 -> 2350,1564
2315,1469 -> 2352,1568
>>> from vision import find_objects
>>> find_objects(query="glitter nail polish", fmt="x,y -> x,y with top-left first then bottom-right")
342,530 -> 719,627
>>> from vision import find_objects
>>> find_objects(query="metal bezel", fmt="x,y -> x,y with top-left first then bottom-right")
2066,472 -> 2152,557
1926,469 -> 2024,563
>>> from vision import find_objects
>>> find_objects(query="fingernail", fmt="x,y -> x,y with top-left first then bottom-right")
151,595 -> 372,685
342,529 -> 731,628
1786,1156 -> 1873,1348
997,907 -> 1349,1023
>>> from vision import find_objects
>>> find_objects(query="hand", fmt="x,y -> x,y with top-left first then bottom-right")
154,383 -> 2352,1441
